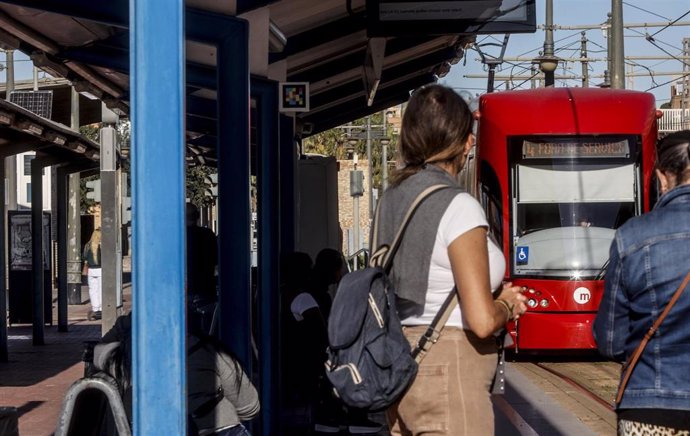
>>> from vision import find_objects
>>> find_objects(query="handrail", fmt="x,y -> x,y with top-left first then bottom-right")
55,375 -> 132,436
346,248 -> 370,272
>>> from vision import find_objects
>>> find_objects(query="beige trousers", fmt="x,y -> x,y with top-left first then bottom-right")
387,326 -> 498,436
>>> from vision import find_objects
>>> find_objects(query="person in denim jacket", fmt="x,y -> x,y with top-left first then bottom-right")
594,130 -> 690,435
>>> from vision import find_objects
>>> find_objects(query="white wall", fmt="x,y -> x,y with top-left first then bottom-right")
16,151 -> 52,210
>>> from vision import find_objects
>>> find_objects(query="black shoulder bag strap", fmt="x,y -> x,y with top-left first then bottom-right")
368,184 -> 460,364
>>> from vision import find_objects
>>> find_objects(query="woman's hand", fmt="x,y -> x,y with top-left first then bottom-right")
495,282 -> 528,321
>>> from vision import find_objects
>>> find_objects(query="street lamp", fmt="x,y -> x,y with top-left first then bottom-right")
535,0 -> 559,87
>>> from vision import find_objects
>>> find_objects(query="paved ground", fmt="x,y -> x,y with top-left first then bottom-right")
1,279 -> 131,436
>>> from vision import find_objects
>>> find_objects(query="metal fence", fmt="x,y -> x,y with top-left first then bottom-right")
659,109 -> 690,134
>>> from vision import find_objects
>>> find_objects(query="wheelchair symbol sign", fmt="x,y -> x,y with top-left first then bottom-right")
516,246 -> 529,265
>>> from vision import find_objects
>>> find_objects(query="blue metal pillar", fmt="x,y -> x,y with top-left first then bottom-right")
253,78 -> 280,435
279,115 -> 295,253
215,27 -> 252,372
130,0 -> 186,435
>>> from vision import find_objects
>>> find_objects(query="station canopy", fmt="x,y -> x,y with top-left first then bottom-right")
0,0 -> 535,166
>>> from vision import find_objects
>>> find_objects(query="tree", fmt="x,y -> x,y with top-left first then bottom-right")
186,165 -> 216,208
302,112 -> 399,191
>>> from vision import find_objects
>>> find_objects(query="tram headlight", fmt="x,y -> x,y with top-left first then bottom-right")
539,299 -> 550,308
527,298 -> 538,308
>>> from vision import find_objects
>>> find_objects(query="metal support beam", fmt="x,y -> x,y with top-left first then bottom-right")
68,87 -> 82,306
56,166 -> 68,332
252,78 -> 280,436
184,8 -> 253,371
30,159 -> 44,345
215,23 -> 252,373
131,1 -> 186,435
0,160 -> 6,361
610,0 -> 625,89
57,160 -> 96,333
543,0 -> 555,87
100,126 -> 122,335
279,115 -> 295,254
30,155 -> 62,345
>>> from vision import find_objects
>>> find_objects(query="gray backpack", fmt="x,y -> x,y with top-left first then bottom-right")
325,185 -> 458,411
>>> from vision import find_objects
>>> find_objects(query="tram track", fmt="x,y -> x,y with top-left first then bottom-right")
531,362 -> 615,412
502,359 -> 620,435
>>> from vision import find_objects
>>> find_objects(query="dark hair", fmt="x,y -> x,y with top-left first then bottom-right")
656,130 -> 690,184
391,84 -> 473,186
312,248 -> 344,286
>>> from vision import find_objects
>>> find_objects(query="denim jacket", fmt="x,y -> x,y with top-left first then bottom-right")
593,184 -> 690,411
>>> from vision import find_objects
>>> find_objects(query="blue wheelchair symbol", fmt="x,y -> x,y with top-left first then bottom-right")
516,246 -> 529,265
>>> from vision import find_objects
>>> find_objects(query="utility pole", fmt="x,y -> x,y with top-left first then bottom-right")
5,50 -> 16,212
531,65 -> 537,89
67,88 -> 82,305
611,0 -> 625,89
605,13 -> 613,87
540,0 -> 557,87
350,153 -> 363,258
544,0 -> 554,85
100,105 -> 122,334
580,32 -> 589,88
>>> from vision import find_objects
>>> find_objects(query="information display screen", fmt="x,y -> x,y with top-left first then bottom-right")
522,139 -> 630,159
366,0 -> 536,37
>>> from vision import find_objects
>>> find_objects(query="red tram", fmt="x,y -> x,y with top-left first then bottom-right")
475,87 -> 659,351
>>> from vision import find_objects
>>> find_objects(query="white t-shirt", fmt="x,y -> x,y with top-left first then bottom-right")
400,193 -> 506,328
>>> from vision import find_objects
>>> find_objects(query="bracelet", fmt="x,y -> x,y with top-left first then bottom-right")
495,299 -> 514,321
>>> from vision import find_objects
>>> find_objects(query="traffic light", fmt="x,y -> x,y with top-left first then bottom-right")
121,196 -> 132,225
85,179 -> 101,202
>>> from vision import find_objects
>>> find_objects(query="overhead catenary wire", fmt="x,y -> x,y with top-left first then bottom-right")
623,2 -> 670,21
645,71 -> 690,92
650,9 -> 690,37
459,10 -> 689,96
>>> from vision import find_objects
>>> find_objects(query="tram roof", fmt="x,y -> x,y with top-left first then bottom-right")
0,0 -> 477,166
478,87 -> 658,136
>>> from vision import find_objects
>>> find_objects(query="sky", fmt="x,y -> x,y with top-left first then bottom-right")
440,0 -> 690,104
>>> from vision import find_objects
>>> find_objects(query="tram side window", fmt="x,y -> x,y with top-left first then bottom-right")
479,162 -> 503,247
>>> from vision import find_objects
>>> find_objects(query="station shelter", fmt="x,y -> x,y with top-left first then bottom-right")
0,0 -> 536,434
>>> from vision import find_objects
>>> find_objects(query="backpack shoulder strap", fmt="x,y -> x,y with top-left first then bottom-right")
411,287 -> 458,363
371,184 -> 450,271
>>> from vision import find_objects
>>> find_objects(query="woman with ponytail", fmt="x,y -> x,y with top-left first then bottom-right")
376,85 -> 527,435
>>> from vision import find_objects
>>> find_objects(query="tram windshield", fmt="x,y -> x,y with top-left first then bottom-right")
511,136 -> 639,279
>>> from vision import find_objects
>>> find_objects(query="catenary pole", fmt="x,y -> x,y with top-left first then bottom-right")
611,0 -> 625,89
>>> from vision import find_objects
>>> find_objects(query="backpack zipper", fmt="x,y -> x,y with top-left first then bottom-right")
368,293 -> 385,328
331,362 -> 363,385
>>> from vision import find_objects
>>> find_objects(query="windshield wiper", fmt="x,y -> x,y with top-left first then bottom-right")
595,259 -> 610,281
